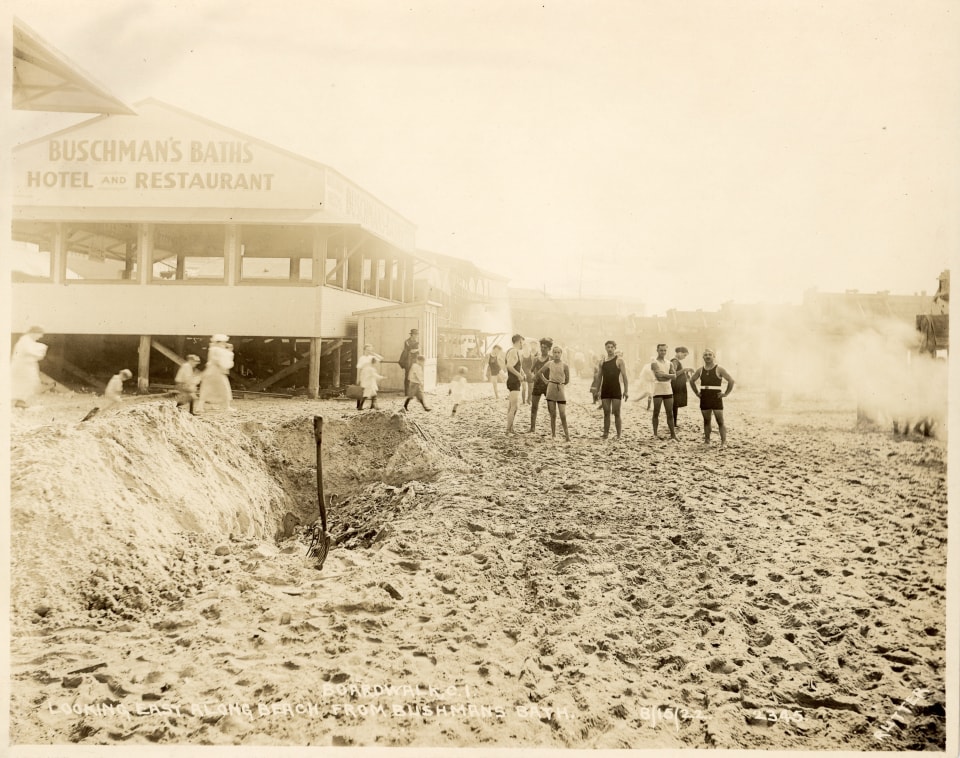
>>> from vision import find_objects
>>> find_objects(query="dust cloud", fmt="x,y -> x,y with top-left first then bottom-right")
723,305 -> 947,434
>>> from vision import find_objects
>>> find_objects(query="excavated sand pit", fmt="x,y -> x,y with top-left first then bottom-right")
10,403 -> 454,628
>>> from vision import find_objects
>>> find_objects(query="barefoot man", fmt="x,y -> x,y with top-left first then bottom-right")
505,333 -> 525,434
689,348 -> 736,446
528,337 -> 553,433
651,343 -> 678,441
592,340 -> 628,439
537,345 -> 571,442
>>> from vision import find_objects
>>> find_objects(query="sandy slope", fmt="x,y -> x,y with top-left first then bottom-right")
7,380 -> 948,749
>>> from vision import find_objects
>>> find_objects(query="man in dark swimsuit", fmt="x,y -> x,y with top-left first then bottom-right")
592,340 -> 629,439
689,348 -> 736,445
505,333 -> 525,434
527,337 -> 553,433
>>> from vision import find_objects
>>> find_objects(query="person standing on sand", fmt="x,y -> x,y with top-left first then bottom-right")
449,366 -> 468,415
527,337 -> 553,433
484,344 -> 505,399
11,326 -> 47,409
356,343 -> 384,410
101,369 -> 133,411
521,339 -> 537,405
537,345 -> 571,442
651,343 -> 678,441
174,354 -> 201,414
634,356 -> 655,410
690,348 -> 736,446
399,328 -> 419,396
670,346 -> 693,428
197,335 -> 235,414
403,355 -> 431,412
505,334 -> 525,434
591,340 -> 629,439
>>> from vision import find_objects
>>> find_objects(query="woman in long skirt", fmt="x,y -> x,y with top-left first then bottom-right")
197,335 -> 234,413
11,326 -> 47,408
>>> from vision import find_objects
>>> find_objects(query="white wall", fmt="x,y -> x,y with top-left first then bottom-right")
13,282 -> 413,339
321,288 -> 392,337
12,283 -> 321,337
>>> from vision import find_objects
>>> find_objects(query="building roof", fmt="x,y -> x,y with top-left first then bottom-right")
509,288 -> 645,317
414,249 -> 508,282
13,17 -> 136,115
802,289 -> 933,323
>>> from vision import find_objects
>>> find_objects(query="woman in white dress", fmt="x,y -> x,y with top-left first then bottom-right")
197,334 -> 235,413
11,326 -> 47,408
356,344 -> 384,410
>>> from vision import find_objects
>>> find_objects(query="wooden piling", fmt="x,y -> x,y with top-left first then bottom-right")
312,416 -> 330,569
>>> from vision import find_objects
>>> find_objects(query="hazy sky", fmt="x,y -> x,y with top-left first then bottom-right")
8,0 -> 959,315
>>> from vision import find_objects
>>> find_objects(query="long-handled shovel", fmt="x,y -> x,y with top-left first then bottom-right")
307,416 -> 332,569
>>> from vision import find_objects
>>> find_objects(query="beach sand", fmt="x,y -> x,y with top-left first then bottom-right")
7,380 -> 948,749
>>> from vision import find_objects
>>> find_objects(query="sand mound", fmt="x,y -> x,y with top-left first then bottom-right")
10,404 -> 460,628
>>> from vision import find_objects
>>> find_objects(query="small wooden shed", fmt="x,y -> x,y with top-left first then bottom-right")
355,301 -> 441,392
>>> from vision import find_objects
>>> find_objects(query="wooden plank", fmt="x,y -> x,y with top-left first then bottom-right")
320,338 -> 344,357
150,339 -> 186,366
247,355 -> 310,392
43,355 -> 106,391
325,238 -> 364,285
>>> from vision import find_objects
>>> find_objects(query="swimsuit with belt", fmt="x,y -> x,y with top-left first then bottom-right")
699,365 -> 724,410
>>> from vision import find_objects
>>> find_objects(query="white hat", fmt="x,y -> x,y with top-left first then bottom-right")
212,334 -> 229,343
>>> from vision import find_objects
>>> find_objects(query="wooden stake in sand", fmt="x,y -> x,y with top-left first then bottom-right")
307,416 -> 331,569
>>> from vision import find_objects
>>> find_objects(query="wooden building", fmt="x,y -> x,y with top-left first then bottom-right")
355,301 -> 441,392
11,99 -> 422,396
414,250 -> 511,382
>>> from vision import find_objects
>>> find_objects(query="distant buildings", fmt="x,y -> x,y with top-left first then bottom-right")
623,277 -> 949,388
509,288 -> 646,361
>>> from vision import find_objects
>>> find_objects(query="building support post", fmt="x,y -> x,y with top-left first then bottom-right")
332,344 -> 342,388
137,224 -> 153,285
137,335 -> 151,393
53,222 -> 67,284
225,224 -> 240,286
312,228 -> 327,286
308,338 -> 321,399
